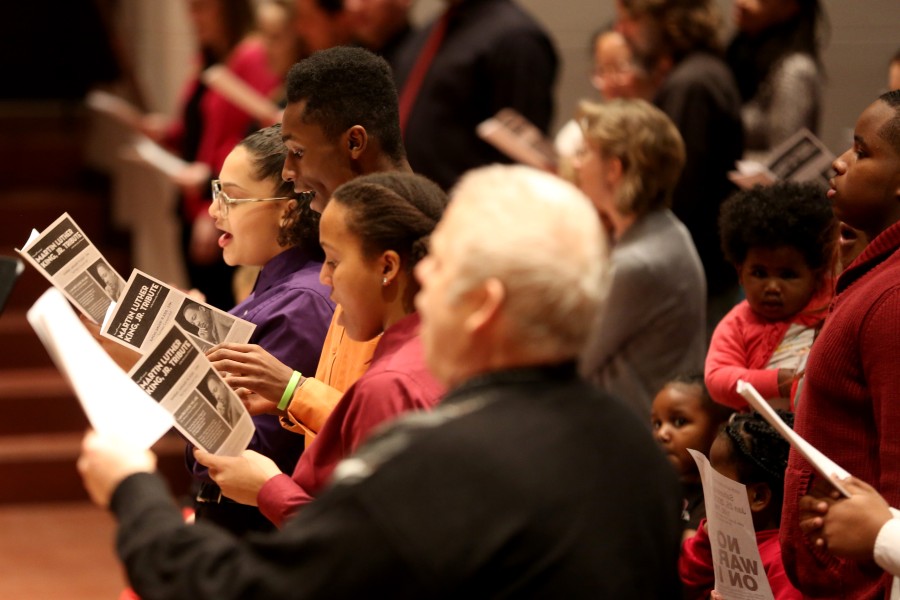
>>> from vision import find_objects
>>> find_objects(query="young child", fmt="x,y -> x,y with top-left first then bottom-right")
705,181 -> 837,411
651,375 -> 734,540
680,411 -> 801,599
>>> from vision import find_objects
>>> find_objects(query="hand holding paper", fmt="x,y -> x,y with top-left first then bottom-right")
77,429 -> 157,508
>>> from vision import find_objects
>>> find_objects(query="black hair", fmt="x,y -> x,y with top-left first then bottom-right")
877,90 -> 900,156
666,373 -> 734,427
285,46 -> 405,163
721,410 -> 793,519
726,0 -> 828,103
200,0 -> 255,65
317,0 -> 343,14
331,172 -> 447,310
718,181 -> 837,271
237,125 -> 324,261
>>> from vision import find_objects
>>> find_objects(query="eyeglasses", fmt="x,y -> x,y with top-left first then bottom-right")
590,62 -> 638,91
211,180 -> 291,217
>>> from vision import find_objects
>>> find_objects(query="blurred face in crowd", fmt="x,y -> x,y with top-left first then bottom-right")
890,61 -> 900,92
574,146 -> 619,236
281,101 -> 356,212
739,246 -> 819,322
294,0 -> 351,53
614,0 -> 663,73
345,0 -> 411,50
733,0 -> 800,36
209,145 -> 290,267
651,383 -> 718,480
258,1 -> 303,76
188,0 -> 228,53
829,100 -> 900,242
592,30 -> 647,100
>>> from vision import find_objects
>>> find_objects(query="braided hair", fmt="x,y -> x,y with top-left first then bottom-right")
722,410 -> 793,516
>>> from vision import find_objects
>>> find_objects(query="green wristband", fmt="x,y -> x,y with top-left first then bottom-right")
278,370 -> 302,412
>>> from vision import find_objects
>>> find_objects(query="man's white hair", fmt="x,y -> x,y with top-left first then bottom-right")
447,165 -> 609,359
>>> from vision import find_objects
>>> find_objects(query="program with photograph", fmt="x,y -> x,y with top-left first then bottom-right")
102,269 -> 255,355
129,323 -> 254,455
16,212 -> 127,324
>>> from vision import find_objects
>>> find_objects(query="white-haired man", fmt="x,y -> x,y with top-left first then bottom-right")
77,165 -> 682,598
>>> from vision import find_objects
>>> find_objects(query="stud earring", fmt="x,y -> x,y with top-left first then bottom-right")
382,277 -> 388,286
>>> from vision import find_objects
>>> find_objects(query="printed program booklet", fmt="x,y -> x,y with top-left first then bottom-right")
729,128 -> 835,190
101,268 -> 255,355
16,212 -> 127,324
689,449 -> 775,600
128,322 -> 254,455
476,108 -> 559,172
27,288 -> 174,450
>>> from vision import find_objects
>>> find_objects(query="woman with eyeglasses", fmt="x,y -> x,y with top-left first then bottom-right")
186,124 -> 335,536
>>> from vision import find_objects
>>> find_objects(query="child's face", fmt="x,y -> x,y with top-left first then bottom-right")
650,383 -> 718,479
829,100 -> 900,241
739,246 -> 819,322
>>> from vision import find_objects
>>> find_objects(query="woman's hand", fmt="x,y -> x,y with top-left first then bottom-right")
77,430 -> 157,508
206,343 -> 296,407
193,448 -> 282,506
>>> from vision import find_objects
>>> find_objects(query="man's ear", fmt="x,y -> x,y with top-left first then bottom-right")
464,278 -> 505,335
747,482 -> 772,513
346,125 -> 368,159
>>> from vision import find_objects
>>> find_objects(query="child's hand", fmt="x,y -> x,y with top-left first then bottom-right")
776,368 -> 796,398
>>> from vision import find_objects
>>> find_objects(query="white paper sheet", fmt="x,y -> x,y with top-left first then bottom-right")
26,288 -> 175,450
736,380 -> 850,497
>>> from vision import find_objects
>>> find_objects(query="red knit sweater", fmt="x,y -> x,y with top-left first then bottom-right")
780,220 -> 900,599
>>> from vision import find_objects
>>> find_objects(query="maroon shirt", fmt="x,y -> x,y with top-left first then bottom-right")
258,312 -> 445,526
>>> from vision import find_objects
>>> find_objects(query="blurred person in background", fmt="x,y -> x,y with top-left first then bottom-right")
140,0 -> 280,310
726,0 -> 826,161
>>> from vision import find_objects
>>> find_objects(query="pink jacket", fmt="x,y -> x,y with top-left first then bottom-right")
705,282 -> 831,410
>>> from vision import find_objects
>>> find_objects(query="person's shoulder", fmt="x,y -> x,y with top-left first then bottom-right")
466,0 -> 553,42
666,52 -> 738,98
227,36 -> 276,76
775,52 -> 819,79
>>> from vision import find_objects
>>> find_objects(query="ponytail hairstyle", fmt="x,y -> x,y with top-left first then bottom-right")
331,172 -> 448,310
